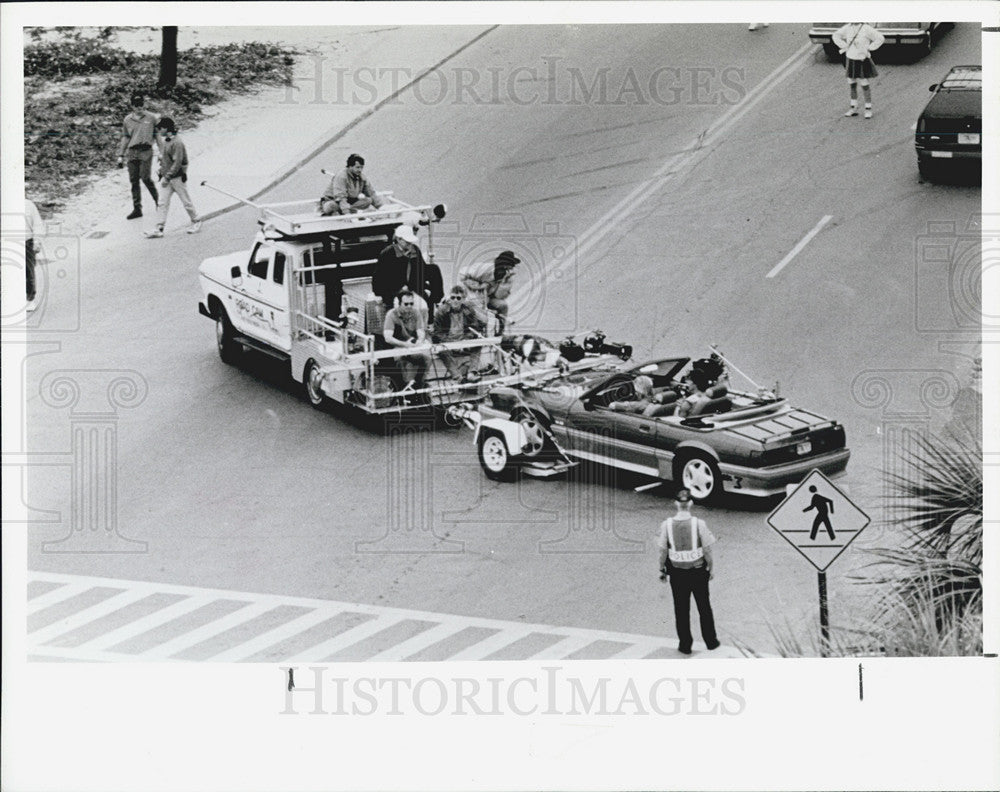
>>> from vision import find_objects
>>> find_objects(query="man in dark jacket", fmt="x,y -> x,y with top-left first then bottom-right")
373,223 -> 443,320
432,284 -> 486,382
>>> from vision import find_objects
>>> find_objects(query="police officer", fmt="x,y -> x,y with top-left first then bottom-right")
658,489 -> 720,654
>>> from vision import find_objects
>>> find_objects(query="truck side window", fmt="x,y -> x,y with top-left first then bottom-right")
248,244 -> 270,280
273,252 -> 286,285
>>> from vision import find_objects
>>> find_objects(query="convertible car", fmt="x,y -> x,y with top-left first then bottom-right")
469,354 -> 851,504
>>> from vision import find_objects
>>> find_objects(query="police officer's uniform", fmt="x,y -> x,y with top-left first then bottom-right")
658,491 -> 720,654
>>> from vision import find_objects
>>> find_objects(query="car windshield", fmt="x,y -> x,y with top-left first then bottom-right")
941,68 -> 982,90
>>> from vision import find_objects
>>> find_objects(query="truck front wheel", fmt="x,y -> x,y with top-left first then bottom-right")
304,360 -> 329,410
216,310 -> 241,365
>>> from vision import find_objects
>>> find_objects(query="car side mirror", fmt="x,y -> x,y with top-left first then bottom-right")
582,398 -> 595,412
230,265 -> 242,287
928,84 -> 938,92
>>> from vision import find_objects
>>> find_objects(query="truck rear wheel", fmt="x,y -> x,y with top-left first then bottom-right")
216,310 -> 241,365
304,360 -> 328,410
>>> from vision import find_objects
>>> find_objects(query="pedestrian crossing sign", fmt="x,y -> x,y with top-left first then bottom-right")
766,469 -> 870,572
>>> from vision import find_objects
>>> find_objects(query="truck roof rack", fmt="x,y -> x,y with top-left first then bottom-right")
200,179 -> 446,240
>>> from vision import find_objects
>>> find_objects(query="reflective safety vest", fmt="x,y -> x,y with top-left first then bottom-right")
665,516 -> 705,568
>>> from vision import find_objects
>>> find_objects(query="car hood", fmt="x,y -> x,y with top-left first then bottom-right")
923,89 -> 981,118
199,249 -> 251,280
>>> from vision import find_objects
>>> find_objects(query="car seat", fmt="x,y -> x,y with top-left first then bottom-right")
689,384 -> 732,416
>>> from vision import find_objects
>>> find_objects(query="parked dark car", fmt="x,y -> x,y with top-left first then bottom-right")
915,65 -> 982,181
475,356 -> 850,504
809,22 -> 950,61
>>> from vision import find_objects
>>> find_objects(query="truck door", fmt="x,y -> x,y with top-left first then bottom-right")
244,243 -> 289,350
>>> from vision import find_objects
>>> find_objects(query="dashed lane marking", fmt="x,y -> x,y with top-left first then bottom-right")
26,571 -> 740,661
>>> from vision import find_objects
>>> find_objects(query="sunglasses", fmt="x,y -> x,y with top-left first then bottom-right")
449,295 -> 464,301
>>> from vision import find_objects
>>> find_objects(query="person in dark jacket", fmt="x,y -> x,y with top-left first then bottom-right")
432,284 -> 486,382
373,223 -> 443,320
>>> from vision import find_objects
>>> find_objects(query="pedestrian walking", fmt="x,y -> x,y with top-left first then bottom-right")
116,92 -> 160,220
145,117 -> 201,238
831,22 -> 885,119
658,489 -> 720,654
24,197 -> 45,312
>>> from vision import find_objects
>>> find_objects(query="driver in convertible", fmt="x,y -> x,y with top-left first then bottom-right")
608,375 -> 675,417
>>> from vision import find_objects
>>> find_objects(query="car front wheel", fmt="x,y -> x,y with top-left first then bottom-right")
478,431 -> 517,482
675,452 -> 722,504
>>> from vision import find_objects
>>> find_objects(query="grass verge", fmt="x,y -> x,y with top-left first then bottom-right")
24,28 -> 297,214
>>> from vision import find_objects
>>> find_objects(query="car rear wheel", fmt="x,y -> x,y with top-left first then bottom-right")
918,159 -> 936,182
216,310 -> 241,365
479,431 -> 516,482
675,452 -> 722,504
823,43 -> 841,62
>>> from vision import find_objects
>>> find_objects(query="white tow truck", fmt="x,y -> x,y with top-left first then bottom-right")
196,182 -> 608,415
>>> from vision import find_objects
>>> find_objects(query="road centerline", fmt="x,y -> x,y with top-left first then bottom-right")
766,215 -> 834,279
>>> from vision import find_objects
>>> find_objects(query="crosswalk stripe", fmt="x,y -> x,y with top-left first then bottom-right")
25,572 -> 698,662
136,601 -> 269,660
209,609 -> 335,663
29,589 -> 153,646
285,615 -> 407,663
78,595 -> 215,652
26,582 -> 94,615
446,628 -> 537,661
366,623 -> 462,662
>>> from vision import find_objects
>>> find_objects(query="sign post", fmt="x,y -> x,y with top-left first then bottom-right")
767,469 -> 870,656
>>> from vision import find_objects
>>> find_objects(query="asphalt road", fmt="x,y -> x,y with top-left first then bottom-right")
25,24 -> 982,654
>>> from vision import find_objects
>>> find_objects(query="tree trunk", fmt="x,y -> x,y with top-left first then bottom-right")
158,26 -> 178,89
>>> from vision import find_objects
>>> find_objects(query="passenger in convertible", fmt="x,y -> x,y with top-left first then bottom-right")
675,369 -> 710,418
608,376 -> 676,417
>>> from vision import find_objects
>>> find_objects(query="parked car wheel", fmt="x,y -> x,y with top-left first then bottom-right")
215,310 -> 241,365
918,159 -> 936,181
479,431 -> 517,482
823,43 -> 842,62
675,451 -> 722,504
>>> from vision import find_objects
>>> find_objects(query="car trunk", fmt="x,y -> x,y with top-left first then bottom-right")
724,408 -> 847,467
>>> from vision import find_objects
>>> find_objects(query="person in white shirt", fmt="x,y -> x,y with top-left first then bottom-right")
831,22 -> 885,119
25,198 -> 45,312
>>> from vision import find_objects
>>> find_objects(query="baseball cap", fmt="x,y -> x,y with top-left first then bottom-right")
394,224 -> 418,244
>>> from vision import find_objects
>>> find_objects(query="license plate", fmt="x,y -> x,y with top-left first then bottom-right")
930,151 -> 953,158
958,133 -> 980,145
796,441 -> 812,456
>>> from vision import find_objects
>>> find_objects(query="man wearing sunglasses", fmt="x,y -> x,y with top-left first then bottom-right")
432,284 -> 486,382
383,287 -> 431,392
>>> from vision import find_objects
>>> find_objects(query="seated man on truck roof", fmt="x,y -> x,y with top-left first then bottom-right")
319,153 -> 384,216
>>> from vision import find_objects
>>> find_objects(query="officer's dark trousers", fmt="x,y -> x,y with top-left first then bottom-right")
669,566 -> 717,651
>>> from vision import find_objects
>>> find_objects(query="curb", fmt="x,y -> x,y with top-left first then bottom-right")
197,25 -> 499,224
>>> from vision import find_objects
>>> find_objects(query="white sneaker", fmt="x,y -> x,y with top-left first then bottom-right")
26,299 -> 38,313
145,228 -> 164,238
187,221 -> 202,234
844,106 -> 859,117
863,107 -> 873,119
